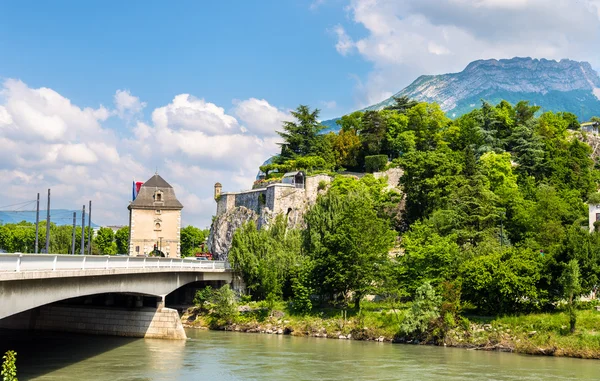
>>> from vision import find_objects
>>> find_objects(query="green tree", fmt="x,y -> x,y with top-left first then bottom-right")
400,282 -> 441,337
115,226 -> 129,254
94,227 -> 115,255
277,105 -> 325,161
560,259 -> 581,333
303,188 -> 396,309
180,225 -> 209,257
229,215 -> 301,300
383,95 -> 418,113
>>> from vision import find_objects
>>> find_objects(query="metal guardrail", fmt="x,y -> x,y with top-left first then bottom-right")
0,254 -> 230,273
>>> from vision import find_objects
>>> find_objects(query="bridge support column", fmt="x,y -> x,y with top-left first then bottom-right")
156,296 -> 165,309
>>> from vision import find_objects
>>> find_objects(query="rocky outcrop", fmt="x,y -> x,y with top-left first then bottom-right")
207,206 -> 276,261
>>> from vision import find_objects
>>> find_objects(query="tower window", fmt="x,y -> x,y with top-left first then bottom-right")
156,193 -> 162,202
156,209 -> 161,214
155,222 -> 161,230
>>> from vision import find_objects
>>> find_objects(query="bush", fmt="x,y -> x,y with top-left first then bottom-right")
364,155 -> 388,173
587,192 -> 600,204
317,180 -> 328,191
1,350 -> 17,381
193,286 -> 213,310
208,284 -> 238,325
400,282 -> 441,337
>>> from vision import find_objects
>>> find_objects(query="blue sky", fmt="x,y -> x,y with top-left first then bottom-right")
0,0 -> 369,120
2,0 -> 600,228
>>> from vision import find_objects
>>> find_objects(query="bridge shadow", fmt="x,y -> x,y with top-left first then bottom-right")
0,328 -> 139,380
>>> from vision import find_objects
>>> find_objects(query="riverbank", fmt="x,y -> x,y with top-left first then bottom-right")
181,301 -> 600,360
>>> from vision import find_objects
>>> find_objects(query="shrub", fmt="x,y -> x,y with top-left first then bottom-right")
193,286 -> 213,310
400,282 -> 441,337
208,284 -> 238,324
587,192 -> 600,204
317,180 -> 327,191
1,350 -> 17,381
364,155 -> 388,173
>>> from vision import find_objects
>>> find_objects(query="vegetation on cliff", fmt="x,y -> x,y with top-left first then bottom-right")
223,98 -> 600,357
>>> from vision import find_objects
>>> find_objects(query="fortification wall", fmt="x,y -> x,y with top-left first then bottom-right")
305,174 -> 333,204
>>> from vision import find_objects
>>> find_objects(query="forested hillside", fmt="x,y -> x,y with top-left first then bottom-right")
231,97 -> 600,323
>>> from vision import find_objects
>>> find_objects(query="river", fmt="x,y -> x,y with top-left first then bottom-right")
0,329 -> 597,380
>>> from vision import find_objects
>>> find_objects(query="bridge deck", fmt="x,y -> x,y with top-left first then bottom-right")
0,254 -> 231,281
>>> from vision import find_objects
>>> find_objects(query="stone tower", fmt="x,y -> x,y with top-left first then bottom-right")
214,182 -> 222,201
128,174 -> 183,257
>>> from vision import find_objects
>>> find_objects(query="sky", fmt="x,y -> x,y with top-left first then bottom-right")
2,0 -> 600,228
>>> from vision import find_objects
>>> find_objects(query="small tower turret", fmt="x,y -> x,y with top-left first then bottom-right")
214,182 -> 222,201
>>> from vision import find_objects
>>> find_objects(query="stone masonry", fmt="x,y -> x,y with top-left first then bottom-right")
0,304 -> 187,340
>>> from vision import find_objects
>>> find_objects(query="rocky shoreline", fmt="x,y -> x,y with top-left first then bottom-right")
180,307 -> 600,359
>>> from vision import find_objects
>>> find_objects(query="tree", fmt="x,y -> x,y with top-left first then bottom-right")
180,226 -> 209,257
383,95 -> 418,113
400,282 -> 441,337
115,226 -> 129,254
560,259 -> 581,333
277,105 -> 325,161
229,215 -> 301,300
332,129 -> 361,169
94,227 -> 115,255
303,188 -> 396,309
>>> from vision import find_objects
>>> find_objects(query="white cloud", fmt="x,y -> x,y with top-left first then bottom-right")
336,0 -> 600,106
114,89 -> 146,118
0,80 -> 285,228
331,25 -> 355,56
232,98 -> 289,136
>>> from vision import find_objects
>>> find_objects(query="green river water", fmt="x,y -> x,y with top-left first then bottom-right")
1,329 -> 598,380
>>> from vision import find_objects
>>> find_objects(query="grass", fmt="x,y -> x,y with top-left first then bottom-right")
182,300 -> 600,359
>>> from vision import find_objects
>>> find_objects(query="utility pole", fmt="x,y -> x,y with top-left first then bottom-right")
71,212 -> 76,255
80,205 -> 86,255
45,189 -> 51,254
34,193 -> 40,254
88,200 -> 92,255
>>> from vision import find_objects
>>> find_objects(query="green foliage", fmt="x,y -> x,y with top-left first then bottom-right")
193,286 -> 213,310
587,192 -> 600,204
400,282 -> 441,337
180,225 -> 209,257
560,259 -> 581,333
207,284 -> 238,325
303,188 -> 396,309
317,180 -> 327,191
277,105 -> 325,161
115,226 -> 129,254
460,248 -> 544,314
229,215 -> 302,300
94,227 -> 116,255
364,154 -> 388,173
1,350 -> 17,381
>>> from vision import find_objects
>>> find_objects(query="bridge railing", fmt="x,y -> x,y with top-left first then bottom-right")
0,254 -> 230,272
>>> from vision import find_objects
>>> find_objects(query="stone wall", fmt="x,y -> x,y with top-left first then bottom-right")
0,305 -> 186,339
374,167 -> 403,190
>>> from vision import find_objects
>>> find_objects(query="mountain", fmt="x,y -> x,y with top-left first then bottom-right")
322,57 -> 600,131
0,210 -> 99,227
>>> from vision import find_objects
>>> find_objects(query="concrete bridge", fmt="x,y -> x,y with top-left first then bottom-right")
0,254 -> 235,339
